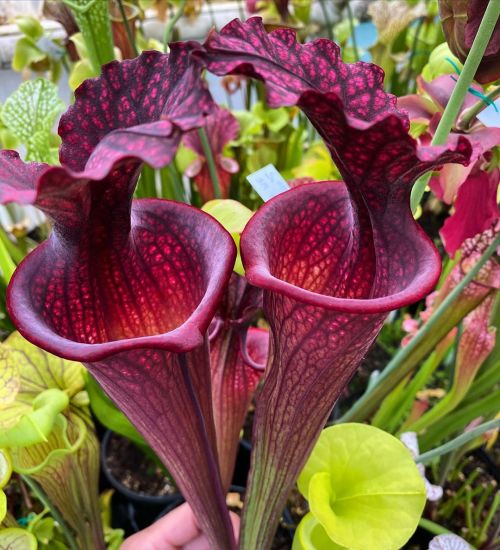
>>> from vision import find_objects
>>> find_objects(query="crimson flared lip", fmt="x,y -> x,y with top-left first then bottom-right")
241,181 -> 442,314
7,199 -> 236,363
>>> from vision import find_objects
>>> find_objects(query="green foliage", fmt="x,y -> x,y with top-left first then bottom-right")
0,390 -> 69,448
0,79 -> 64,164
67,33 -> 98,92
201,199 -> 254,275
293,513 -> 345,550
232,102 -> 306,206
0,449 -> 12,523
25,509 -> 71,550
432,455 -> 500,548
0,103 -> 20,151
0,330 -> 88,465
62,0 -> 115,74
405,17 -> 444,77
422,43 -> 463,82
0,528 -> 38,550
12,16 -> 65,83
0,333 -> 105,549
99,490 -> 125,550
291,142 -> 339,181
295,424 -> 426,550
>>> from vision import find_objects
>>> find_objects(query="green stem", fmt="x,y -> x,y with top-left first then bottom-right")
416,418 -> 500,464
420,390 -> 500,450
116,0 -> 139,57
465,487 -> 474,532
477,491 -> 500,544
459,84 -> 500,130
198,127 -> 222,199
339,233 -> 500,423
245,80 -> 253,111
163,0 -> 187,53
418,518 -> 453,536
391,350 -> 443,433
21,475 -> 79,550
346,1 -> 359,61
63,0 -> 115,73
166,164 -> 186,203
410,1 -> 500,212
136,165 -> 156,198
463,358 -> 500,402
475,483 -> 493,526
406,16 -> 425,94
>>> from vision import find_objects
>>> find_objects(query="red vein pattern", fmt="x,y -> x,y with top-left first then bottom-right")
7,193 -> 237,549
59,46 -> 215,174
198,18 -> 474,548
210,275 -> 266,490
86,343 -> 230,546
2,50 -> 237,549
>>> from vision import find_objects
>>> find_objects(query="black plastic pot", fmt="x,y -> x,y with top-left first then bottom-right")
232,439 -> 252,487
100,430 -> 183,535
102,431 -> 296,543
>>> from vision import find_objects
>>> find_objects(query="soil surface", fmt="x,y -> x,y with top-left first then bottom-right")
106,433 -> 178,497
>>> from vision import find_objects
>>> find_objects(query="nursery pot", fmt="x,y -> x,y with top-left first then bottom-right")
232,439 -> 252,487
100,430 -> 182,535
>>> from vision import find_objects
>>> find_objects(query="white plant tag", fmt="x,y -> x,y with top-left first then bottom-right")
477,98 -> 500,128
246,164 -> 290,202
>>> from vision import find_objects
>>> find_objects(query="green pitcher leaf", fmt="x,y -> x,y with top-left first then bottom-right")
0,528 -> 38,550
292,513 -> 346,550
202,199 -> 253,234
9,413 -> 85,475
0,353 -> 20,408
421,43 -> 462,82
29,517 -> 54,545
292,142 -> 340,181
0,449 -> 9,524
13,414 -> 105,549
0,79 -> 64,146
0,333 -> 86,448
252,102 -> 290,133
0,449 -> 12,489
0,331 -> 86,407
68,59 -> 97,92
298,423 -> 426,550
0,492 -> 5,524
14,16 -> 44,41
202,200 -> 253,275
0,390 -> 69,448
12,38 -> 46,72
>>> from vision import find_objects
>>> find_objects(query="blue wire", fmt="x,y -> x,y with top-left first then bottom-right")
445,58 -> 498,112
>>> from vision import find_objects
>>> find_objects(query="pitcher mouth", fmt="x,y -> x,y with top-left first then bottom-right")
241,182 -> 441,315
7,200 -> 236,363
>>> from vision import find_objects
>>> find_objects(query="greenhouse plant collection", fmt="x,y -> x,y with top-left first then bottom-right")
0,0 -> 499,548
